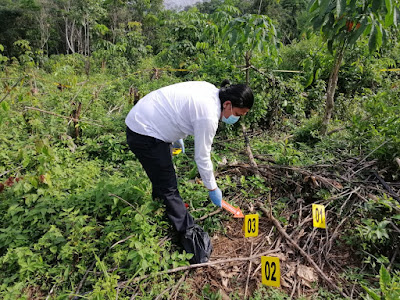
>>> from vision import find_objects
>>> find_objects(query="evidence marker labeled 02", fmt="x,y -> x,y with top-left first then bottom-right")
261,256 -> 280,287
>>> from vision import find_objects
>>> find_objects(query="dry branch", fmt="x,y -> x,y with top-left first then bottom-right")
395,158 -> 400,168
118,249 -> 280,288
257,202 -> 349,299
24,106 -> 103,127
0,75 -> 26,104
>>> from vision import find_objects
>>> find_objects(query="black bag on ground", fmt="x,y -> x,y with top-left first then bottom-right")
180,224 -> 212,264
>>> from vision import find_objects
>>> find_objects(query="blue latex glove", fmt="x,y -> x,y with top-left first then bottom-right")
209,187 -> 222,207
172,139 -> 185,153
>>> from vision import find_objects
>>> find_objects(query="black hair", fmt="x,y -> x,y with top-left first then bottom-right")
219,79 -> 254,109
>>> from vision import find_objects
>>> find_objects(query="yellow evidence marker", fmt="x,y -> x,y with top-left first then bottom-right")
172,148 -> 182,155
243,214 -> 259,237
312,204 -> 326,229
261,256 -> 280,287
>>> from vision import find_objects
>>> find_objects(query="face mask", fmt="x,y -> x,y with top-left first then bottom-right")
222,104 -> 240,125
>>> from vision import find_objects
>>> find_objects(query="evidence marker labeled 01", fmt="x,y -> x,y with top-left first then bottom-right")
312,203 -> 326,229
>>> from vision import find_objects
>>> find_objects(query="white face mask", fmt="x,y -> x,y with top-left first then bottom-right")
222,104 -> 240,125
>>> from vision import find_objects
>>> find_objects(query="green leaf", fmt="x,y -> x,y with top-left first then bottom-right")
314,68 -> 322,80
385,0 -> 393,14
309,0 -> 319,13
371,0 -> 382,13
361,284 -> 380,300
305,72 -> 314,88
376,23 -> 383,48
319,0 -> 331,17
385,9 -> 394,27
134,213 -> 143,222
312,15 -> 326,31
1,101 -> 10,111
337,0 -> 346,17
379,265 -> 391,290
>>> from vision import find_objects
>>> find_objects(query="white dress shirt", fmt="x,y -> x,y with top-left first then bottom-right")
125,81 -> 221,190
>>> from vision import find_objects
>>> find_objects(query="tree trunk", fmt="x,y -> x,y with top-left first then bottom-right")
321,44 -> 345,135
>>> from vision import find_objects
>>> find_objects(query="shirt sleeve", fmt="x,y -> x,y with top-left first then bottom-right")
193,118 -> 218,190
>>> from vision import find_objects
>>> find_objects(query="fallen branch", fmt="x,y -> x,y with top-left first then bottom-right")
244,241 -> 254,299
171,270 -> 189,300
110,234 -> 136,249
71,259 -> 96,299
118,249 -> 280,288
257,202 -> 349,299
24,106 -> 104,127
0,75 -> 26,104
373,171 -> 400,203
349,140 -> 389,172
196,207 -> 223,221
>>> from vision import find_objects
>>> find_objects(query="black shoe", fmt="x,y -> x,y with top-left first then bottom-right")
180,224 -> 212,264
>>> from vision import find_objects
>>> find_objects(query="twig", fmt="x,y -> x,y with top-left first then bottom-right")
171,270 -> 189,300
196,208 -> 223,221
257,202 -> 349,298
327,127 -> 348,135
111,234 -> 136,249
154,286 -> 172,300
109,193 -> 136,209
290,278 -> 297,299
349,140 -> 389,172
244,241 -> 253,299
339,188 -> 359,215
388,244 -> 399,272
109,193 -> 155,225
326,217 -> 349,256
118,249 -> 279,288
373,171 -> 400,203
24,106 -> 104,127
0,75 -> 26,104
71,259 -> 96,299
45,283 -> 57,300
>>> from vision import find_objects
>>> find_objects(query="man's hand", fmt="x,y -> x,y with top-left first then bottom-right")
209,187 -> 222,207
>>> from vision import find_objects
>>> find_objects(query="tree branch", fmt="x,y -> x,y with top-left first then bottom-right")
257,202 -> 349,298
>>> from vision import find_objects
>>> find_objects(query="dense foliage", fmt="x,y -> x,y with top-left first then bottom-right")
0,0 -> 399,299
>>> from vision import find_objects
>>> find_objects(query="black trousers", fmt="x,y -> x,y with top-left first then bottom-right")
126,127 -> 194,232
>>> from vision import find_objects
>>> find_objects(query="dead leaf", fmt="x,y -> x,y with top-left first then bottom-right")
285,262 -> 297,278
310,176 -> 319,187
332,180 -> 343,189
280,276 -> 291,288
219,270 -> 238,279
219,288 -> 231,300
297,265 -> 318,283
301,278 -> 312,288
221,277 -> 229,288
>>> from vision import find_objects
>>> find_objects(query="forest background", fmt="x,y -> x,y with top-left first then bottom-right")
0,0 -> 399,299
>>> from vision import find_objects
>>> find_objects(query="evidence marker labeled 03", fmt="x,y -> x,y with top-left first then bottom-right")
243,214 -> 259,237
